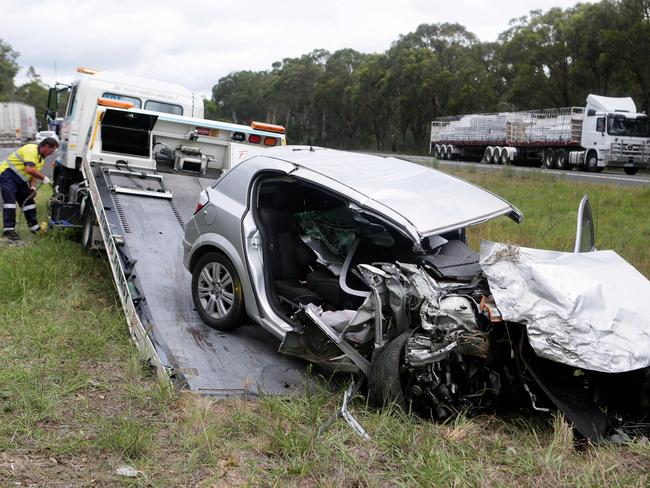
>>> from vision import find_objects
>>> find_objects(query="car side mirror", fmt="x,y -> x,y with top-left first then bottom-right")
587,109 -> 596,117
574,194 -> 595,253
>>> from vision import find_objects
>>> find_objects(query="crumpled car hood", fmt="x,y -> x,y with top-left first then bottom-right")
480,241 -> 650,373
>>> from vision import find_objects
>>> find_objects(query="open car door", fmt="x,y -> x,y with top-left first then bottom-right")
574,194 -> 595,253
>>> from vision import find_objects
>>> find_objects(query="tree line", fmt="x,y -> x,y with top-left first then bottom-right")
206,0 -> 650,154
1,0 -> 649,151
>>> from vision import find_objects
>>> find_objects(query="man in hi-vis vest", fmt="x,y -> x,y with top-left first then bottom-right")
0,138 -> 58,242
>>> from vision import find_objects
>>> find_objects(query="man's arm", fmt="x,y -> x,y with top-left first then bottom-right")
24,165 -> 49,188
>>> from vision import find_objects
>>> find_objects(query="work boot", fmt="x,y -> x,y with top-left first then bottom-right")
3,230 -> 23,242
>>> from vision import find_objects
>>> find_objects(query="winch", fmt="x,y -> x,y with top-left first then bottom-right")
174,145 -> 207,174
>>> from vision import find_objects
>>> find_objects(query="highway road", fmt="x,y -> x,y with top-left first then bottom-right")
385,152 -> 650,188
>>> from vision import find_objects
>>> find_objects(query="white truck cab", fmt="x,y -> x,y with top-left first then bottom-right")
47,71 -> 286,230
46,67 -> 206,225
580,94 -> 650,174
49,67 -> 203,171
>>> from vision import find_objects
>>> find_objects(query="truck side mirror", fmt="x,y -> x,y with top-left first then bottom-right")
574,194 -> 595,253
587,109 -> 596,117
47,87 -> 58,112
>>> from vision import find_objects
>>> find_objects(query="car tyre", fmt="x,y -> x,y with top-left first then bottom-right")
624,167 -> 639,175
192,252 -> 245,331
368,332 -> 410,411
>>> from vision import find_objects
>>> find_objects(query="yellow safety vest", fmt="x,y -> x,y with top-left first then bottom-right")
0,144 -> 45,182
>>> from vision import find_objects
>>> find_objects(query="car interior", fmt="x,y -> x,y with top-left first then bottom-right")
253,176 -> 483,319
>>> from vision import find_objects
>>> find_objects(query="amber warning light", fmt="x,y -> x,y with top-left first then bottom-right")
97,98 -> 135,109
250,121 -> 285,134
76,66 -> 101,75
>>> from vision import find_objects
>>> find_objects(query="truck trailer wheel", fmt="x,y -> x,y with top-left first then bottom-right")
192,252 -> 245,331
497,148 -> 505,165
555,149 -> 569,170
543,148 -> 556,169
624,167 -> 639,175
483,147 -> 493,164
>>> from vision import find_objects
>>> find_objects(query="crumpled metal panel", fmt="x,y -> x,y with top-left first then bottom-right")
480,241 -> 650,373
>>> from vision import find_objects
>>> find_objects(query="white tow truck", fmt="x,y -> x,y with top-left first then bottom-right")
46,69 -> 304,396
47,67 -> 204,225
430,94 -> 650,174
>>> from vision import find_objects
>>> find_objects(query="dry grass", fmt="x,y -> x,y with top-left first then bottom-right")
1,174 -> 649,486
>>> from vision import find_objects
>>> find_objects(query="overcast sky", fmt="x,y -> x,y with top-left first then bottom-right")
2,0 -> 590,97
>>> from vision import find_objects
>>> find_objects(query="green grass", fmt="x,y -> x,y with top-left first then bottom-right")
1,177 -> 649,486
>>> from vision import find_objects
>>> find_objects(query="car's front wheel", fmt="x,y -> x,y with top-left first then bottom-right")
367,332 -> 410,411
192,252 -> 245,331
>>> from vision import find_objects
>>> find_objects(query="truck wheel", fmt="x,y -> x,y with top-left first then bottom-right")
624,167 -> 639,175
81,201 -> 95,249
543,148 -> 556,169
555,149 -> 569,170
192,252 -> 245,331
483,147 -> 493,164
585,151 -> 599,172
368,332 -> 410,411
446,145 -> 454,160
500,147 -> 511,165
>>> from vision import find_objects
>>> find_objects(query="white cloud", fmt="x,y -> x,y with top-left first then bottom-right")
3,0 -> 590,96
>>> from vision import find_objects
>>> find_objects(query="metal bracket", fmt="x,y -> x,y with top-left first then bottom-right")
106,169 -> 164,181
110,185 -> 173,199
304,305 -> 371,376
318,378 -> 370,440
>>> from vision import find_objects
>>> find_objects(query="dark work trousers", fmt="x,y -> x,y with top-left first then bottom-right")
0,169 -> 38,233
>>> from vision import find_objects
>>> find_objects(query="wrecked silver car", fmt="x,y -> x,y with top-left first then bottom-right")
182,147 -> 650,442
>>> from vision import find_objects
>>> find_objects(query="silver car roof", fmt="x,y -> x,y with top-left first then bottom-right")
259,146 -> 523,241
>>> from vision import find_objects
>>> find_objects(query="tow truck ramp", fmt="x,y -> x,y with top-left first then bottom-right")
83,138 -> 308,397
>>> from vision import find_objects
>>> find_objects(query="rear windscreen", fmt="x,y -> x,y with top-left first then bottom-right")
102,92 -> 142,108
144,100 -> 183,115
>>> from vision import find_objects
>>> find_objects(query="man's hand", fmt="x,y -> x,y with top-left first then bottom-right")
42,176 -> 51,185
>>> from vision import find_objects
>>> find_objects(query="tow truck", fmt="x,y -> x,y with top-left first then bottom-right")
48,92 -> 307,396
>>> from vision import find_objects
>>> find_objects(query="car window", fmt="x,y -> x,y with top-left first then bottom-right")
144,100 -> 183,115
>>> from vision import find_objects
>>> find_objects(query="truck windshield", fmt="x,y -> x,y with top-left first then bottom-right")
607,115 -> 650,137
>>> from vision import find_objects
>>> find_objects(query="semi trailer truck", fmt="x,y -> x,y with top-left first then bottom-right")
0,102 -> 37,146
430,94 -> 650,175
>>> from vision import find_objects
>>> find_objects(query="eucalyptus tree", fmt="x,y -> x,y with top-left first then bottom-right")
0,39 -> 19,102
387,23 -> 495,151
606,0 -> 650,112
211,70 -> 276,124
498,8 -> 578,109
314,48 -> 368,147
270,50 -> 329,145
